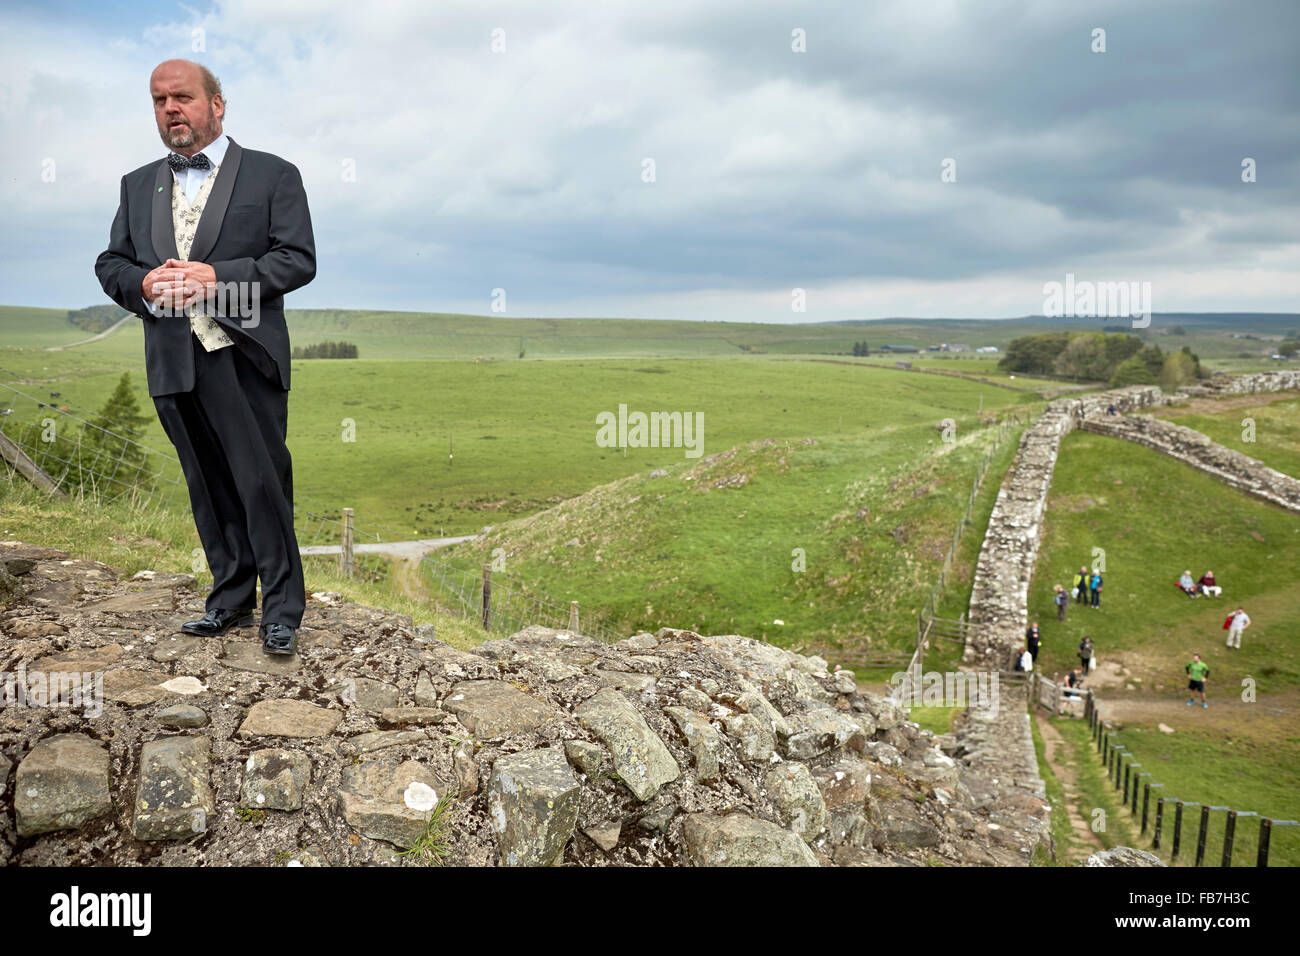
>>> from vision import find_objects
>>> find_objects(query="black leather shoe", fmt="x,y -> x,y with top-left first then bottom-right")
261,622 -> 298,656
181,607 -> 255,636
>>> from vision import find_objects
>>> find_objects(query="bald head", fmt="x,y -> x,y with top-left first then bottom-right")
150,59 -> 224,156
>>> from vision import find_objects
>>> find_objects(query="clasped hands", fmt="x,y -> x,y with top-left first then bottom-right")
143,259 -> 217,312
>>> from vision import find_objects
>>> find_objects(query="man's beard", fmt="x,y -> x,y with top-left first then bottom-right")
161,106 -> 217,150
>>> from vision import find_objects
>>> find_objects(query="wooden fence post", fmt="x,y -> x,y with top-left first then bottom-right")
1195,805 -> 1214,867
340,507 -> 354,577
569,600 -> 579,633
481,563 -> 491,630
1222,811 -> 1255,867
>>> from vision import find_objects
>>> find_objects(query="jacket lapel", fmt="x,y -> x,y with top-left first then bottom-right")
187,138 -> 242,265
150,160 -> 178,264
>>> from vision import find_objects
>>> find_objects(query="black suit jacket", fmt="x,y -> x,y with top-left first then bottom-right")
94,138 -> 316,396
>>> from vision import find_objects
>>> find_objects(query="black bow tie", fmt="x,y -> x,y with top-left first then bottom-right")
167,151 -> 212,172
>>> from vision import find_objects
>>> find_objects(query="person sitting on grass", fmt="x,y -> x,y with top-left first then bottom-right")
1179,570 -> 1199,597
1198,570 -> 1222,598
1186,654 -> 1210,708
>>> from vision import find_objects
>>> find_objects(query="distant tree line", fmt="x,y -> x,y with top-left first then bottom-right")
292,341 -> 359,359
67,303 -> 123,334
998,332 -> 1208,388
850,341 -> 870,356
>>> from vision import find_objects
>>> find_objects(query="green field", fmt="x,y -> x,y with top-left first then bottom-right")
1031,431 -> 1300,691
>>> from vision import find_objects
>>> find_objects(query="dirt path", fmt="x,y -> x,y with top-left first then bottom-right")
1035,712 -> 1106,863
1092,690 -> 1298,740
391,555 -> 430,602
44,314 -> 131,350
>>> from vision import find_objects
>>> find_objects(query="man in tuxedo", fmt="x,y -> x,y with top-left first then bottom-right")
95,59 -> 315,655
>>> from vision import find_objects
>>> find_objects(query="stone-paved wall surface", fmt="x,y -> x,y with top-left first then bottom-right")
1081,415 -> 1300,512
0,541 -> 1048,867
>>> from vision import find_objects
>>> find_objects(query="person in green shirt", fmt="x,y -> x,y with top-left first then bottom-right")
1186,654 -> 1210,707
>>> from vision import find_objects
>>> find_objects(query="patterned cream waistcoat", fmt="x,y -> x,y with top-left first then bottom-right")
172,168 -> 234,351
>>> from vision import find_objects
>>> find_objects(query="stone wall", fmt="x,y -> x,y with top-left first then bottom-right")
961,375 -> 1298,667
963,385 -> 1163,669
1195,369 -> 1300,396
0,541 -> 1046,867
1081,415 -> 1300,512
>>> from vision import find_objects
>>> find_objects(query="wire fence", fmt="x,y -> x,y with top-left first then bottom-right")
0,379 -> 188,510
415,552 -> 623,643
1,371 -> 618,637
919,411 -> 1028,622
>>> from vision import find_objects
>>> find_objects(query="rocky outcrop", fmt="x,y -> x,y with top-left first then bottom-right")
1084,846 -> 1165,867
0,541 -> 1046,867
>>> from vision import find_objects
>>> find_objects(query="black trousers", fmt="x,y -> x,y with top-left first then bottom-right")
154,333 -> 304,627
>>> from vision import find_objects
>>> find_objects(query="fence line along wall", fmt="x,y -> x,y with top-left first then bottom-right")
918,413 -> 1028,623
1087,698 -> 1298,867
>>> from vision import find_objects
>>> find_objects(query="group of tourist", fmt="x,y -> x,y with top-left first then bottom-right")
1050,565 -> 1104,621
1178,569 -> 1222,598
1019,556 -> 1256,710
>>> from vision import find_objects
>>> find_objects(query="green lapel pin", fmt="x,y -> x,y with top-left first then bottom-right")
158,186 -> 164,192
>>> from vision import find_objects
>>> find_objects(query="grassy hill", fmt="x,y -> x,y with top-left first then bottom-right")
435,413 -> 1027,663
6,302 -> 1296,364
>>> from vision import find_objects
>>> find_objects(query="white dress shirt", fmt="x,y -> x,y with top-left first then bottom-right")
149,132 -> 230,315
170,131 -> 229,204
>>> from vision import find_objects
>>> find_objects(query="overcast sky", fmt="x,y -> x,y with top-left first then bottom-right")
1,0 -> 1296,322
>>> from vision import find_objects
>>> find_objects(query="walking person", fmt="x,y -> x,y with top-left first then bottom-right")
1186,654 -> 1210,707
1078,636 -> 1095,675
1089,569 -> 1103,609
1054,584 -> 1068,621
95,59 -> 316,656
1075,566 -> 1089,604
1225,607 -> 1251,649
1026,622 -> 1041,663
